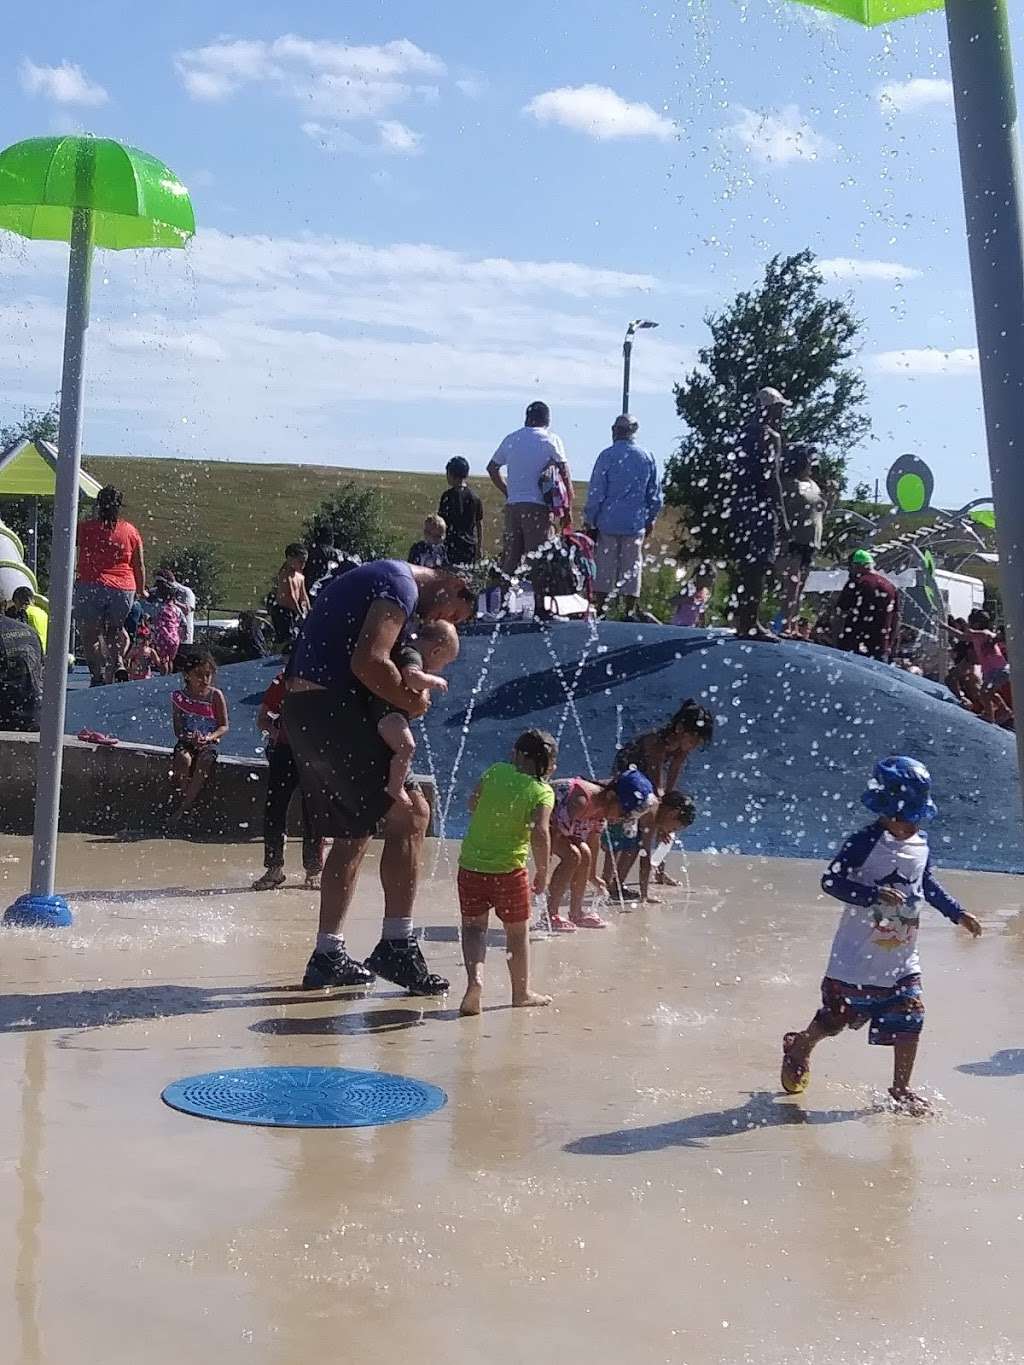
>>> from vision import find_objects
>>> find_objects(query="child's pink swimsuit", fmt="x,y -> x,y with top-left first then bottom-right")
552,778 -> 606,840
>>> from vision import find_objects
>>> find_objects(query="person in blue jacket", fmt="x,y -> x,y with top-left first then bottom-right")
780,756 -> 982,1115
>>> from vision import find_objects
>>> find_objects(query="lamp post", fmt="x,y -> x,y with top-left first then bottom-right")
0,136 -> 195,927
792,0 -> 1024,801
622,318 -> 658,415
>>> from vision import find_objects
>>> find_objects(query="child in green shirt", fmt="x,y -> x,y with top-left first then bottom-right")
458,729 -> 558,1016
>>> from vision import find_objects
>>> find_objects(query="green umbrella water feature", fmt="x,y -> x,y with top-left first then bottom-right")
794,0 -> 942,21
789,0 -> 1024,806
0,136 -> 195,927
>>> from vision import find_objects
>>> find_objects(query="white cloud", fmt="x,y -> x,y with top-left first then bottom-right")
455,75 -> 486,99
819,257 -> 922,283
377,120 -> 423,155
524,84 -> 675,141
726,104 -> 834,167
0,229 -> 679,460
877,77 -> 953,114
872,347 -> 979,376
185,230 -> 660,299
302,120 -> 423,156
19,58 -> 109,107
175,35 -> 442,149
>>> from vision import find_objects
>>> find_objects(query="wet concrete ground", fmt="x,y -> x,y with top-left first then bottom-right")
1,835 -> 1023,1365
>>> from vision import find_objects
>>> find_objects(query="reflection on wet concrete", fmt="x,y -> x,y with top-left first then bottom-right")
15,1034 -> 44,1365
1,834 -> 1023,1364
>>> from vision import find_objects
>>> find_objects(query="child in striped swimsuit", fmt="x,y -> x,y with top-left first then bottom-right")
170,649 -> 229,824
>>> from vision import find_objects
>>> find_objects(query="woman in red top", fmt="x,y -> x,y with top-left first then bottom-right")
74,485 -> 145,685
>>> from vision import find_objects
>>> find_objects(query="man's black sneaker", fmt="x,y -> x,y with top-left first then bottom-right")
364,938 -> 449,996
301,948 -> 375,990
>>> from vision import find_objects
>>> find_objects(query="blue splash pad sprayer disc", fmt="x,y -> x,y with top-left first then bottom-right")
161,1066 -> 448,1129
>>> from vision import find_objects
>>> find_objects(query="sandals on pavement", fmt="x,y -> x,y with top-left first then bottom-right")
781,1032 -> 810,1095
570,908 -> 609,929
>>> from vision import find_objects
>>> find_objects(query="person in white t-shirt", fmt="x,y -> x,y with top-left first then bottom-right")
487,401 -> 572,581
780,756 -> 981,1116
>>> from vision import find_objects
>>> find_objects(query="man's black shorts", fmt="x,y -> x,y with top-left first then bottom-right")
282,687 -> 393,839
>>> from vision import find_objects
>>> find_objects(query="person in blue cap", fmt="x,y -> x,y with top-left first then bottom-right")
780,756 -> 981,1115
546,769 -> 657,931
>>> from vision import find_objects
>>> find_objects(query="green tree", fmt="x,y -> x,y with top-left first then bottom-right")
161,540 -> 226,611
664,251 -> 871,564
301,481 -> 394,562
0,402 -> 61,589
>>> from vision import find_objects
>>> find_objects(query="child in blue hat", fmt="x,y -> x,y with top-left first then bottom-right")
546,769 -> 657,931
781,756 -> 981,1115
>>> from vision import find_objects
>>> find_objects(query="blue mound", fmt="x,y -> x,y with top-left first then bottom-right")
66,623 -> 1023,874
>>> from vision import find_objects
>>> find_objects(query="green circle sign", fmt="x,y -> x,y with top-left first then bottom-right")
895,472 -> 926,514
886,455 -> 934,514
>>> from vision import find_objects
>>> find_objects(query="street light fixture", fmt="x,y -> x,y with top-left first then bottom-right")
622,318 -> 659,415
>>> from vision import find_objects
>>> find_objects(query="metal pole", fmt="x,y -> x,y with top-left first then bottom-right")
946,0 -> 1024,799
26,207 -> 93,901
28,498 -> 38,575
622,337 -> 632,415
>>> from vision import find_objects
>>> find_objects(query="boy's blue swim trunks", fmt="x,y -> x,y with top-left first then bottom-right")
815,974 -> 924,1047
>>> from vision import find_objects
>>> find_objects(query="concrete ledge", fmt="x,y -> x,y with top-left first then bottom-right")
0,732 -> 435,840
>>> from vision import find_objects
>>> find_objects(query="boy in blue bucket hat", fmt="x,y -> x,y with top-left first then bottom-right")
781,756 -> 981,1115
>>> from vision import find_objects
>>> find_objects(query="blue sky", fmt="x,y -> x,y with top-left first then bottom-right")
0,0 -> 1018,504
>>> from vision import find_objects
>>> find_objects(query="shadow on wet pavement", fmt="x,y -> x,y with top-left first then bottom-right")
564,1090 -> 872,1153
0,984 -> 306,1034
956,1048 -> 1024,1076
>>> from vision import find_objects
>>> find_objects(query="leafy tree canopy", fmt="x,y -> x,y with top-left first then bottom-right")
301,481 -> 394,563
664,251 -> 871,563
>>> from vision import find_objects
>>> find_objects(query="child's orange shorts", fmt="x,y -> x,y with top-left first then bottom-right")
457,867 -> 530,924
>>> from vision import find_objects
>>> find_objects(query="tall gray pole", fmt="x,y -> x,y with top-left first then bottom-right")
622,336 -> 633,415
945,0 -> 1024,798
26,207 -> 93,902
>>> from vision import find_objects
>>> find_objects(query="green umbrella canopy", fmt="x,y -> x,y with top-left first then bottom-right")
0,135 -> 194,249
794,0 -> 943,23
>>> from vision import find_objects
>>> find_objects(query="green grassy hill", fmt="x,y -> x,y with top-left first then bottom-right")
85,456 -> 645,611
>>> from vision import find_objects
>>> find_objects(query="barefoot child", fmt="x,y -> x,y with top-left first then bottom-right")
127,621 -> 158,680
780,756 -> 981,1115
604,789 -> 700,905
376,622 -> 460,804
458,729 -> 558,1015
547,769 -> 656,932
603,699 -> 713,896
635,790 -> 697,905
149,579 -> 184,673
272,544 -> 310,646
170,650 -> 229,824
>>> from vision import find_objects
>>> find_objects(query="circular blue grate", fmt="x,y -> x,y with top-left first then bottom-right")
161,1066 -> 447,1129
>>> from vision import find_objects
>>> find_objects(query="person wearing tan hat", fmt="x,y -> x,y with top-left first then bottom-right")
726,387 -> 790,641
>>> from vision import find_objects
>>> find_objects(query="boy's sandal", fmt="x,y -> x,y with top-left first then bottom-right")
780,1032 -> 810,1095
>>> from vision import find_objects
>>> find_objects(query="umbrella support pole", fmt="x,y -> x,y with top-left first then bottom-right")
946,0 -> 1024,807
5,206 -> 93,927
28,497 -> 38,575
